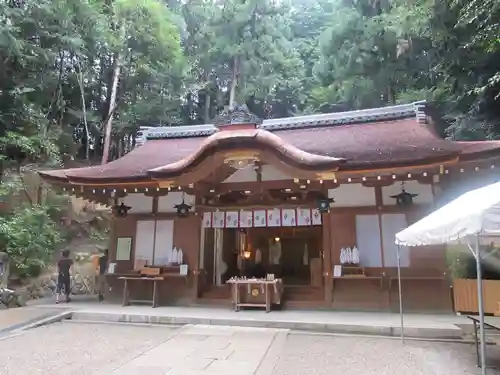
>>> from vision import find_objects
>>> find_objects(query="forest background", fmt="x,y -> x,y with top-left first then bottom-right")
0,0 -> 498,277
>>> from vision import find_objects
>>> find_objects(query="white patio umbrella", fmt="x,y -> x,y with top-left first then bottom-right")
395,180 -> 500,375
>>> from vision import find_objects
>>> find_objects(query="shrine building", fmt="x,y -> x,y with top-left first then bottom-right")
39,101 -> 500,311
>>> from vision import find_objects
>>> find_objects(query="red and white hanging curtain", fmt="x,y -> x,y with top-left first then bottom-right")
202,208 -> 322,229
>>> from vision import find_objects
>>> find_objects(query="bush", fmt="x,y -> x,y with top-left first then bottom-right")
448,244 -> 500,280
0,205 -> 62,278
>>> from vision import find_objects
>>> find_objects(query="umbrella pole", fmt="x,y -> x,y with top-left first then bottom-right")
475,236 -> 487,374
397,244 -> 404,344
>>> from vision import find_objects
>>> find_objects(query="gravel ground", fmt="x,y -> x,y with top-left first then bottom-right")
0,322 -> 499,375
0,322 -> 178,375
271,332 -> 500,375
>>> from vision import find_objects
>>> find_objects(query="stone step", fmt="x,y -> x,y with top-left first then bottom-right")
69,310 -> 464,340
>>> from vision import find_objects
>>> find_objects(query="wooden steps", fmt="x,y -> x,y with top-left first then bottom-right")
284,286 -> 325,301
200,285 -> 231,299
198,285 -> 326,308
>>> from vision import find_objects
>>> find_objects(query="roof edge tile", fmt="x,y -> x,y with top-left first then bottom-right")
146,101 -> 426,140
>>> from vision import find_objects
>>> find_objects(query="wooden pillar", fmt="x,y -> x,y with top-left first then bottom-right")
322,212 -> 333,304
108,216 -> 117,261
192,215 -> 203,300
374,186 -> 386,269
152,196 -> 159,214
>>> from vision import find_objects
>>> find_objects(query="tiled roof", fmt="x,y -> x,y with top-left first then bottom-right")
145,101 -> 424,140
275,118 -> 461,168
38,101 -> 500,184
41,137 -> 204,182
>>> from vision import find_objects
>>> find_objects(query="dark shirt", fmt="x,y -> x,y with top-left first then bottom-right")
99,254 -> 108,275
58,258 -> 73,278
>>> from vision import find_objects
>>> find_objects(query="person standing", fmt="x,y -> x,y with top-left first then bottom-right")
56,250 -> 73,304
97,249 -> 108,302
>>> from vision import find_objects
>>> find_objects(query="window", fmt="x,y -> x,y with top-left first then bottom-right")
153,220 -> 174,265
134,220 -> 174,265
134,220 -> 155,265
355,215 -> 382,267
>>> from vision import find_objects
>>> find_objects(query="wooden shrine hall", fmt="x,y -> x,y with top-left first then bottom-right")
39,101 -> 500,311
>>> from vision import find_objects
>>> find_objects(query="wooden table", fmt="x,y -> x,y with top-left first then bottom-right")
118,276 -> 164,308
467,315 -> 499,368
227,279 -> 283,313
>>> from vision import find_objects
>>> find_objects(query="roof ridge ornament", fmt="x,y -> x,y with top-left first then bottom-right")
414,100 -> 427,124
215,104 -> 262,129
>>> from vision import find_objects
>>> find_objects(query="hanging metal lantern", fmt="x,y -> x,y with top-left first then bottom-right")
390,183 -> 418,206
112,202 -> 132,218
174,193 -> 192,218
316,196 -> 335,213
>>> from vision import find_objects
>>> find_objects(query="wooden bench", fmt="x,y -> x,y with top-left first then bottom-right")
467,315 -> 500,368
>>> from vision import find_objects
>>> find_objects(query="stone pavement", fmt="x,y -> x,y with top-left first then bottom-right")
29,297 -> 470,339
0,321 -> 497,375
104,324 -> 282,375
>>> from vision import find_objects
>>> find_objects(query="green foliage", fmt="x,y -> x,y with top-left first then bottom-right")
2,0 -> 498,148
89,227 -> 109,242
447,244 -> 500,280
0,171 -> 66,278
446,245 -> 470,279
0,205 -> 62,278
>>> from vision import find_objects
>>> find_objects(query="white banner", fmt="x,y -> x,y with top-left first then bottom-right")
281,208 -> 296,227
297,208 -> 312,226
311,209 -> 322,225
225,211 -> 239,228
253,210 -> 267,227
267,209 -> 281,227
202,208 -> 322,228
212,211 -> 225,228
202,212 -> 212,228
239,211 -> 253,228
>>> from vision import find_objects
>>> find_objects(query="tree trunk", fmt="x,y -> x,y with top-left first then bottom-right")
118,135 -> 125,158
101,53 -> 122,165
76,62 -> 90,162
204,92 -> 211,122
229,57 -> 239,108
203,69 -> 211,122
387,84 -> 396,105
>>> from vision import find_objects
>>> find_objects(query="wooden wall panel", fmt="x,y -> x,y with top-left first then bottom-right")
409,245 -> 447,271
389,279 -> 452,312
332,280 -> 389,310
453,279 -> 500,314
110,217 -> 137,272
405,206 -> 447,272
166,215 -> 201,302
329,213 -> 356,266
173,215 -> 201,271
